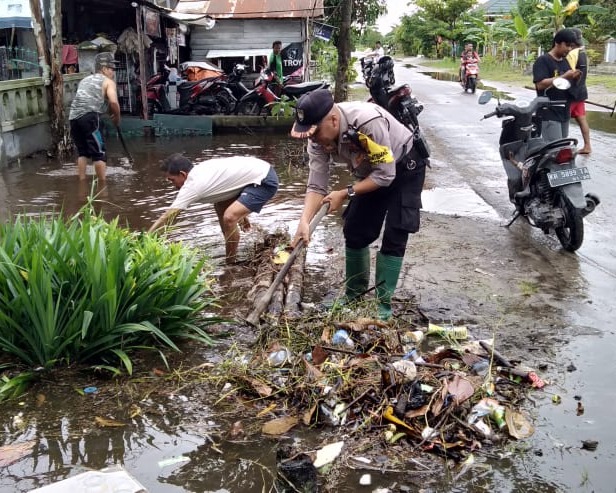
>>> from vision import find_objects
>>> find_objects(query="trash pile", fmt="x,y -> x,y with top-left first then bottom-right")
223,314 -> 544,481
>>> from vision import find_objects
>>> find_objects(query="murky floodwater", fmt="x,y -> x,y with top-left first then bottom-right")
0,132 -> 374,493
1,128 -> 606,492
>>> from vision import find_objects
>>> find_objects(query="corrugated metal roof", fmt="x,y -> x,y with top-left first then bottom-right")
174,0 -> 324,18
474,0 -> 517,15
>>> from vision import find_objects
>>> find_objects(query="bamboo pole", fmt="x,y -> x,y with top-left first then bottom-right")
135,4 -> 149,121
245,203 -> 329,326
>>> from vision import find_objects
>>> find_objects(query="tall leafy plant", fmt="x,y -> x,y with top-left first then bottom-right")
0,202 -> 218,385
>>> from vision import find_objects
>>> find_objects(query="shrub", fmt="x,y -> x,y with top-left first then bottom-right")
0,202 -> 218,386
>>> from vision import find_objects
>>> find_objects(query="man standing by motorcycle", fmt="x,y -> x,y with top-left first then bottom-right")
459,42 -> 480,84
289,89 -> 427,320
269,40 -> 284,94
501,29 -> 581,203
532,28 -> 581,142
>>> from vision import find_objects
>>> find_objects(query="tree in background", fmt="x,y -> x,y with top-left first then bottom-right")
323,0 -> 386,101
396,14 -> 449,56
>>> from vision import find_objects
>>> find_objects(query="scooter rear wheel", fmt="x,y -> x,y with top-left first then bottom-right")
555,192 -> 584,252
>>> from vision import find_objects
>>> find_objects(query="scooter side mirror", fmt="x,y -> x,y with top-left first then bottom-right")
552,77 -> 571,90
478,91 -> 492,105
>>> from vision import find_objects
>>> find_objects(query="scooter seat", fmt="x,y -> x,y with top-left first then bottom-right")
284,82 -> 327,96
387,84 -> 409,94
526,138 -> 578,158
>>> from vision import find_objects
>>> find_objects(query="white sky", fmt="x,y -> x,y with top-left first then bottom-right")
376,0 -> 489,35
376,0 -> 415,35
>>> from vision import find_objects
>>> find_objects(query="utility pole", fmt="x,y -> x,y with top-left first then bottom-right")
334,0 -> 352,102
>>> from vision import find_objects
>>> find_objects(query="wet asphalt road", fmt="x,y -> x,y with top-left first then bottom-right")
391,59 -> 616,491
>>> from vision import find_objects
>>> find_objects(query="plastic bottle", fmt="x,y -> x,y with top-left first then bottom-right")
332,329 -> 354,348
426,322 -> 468,340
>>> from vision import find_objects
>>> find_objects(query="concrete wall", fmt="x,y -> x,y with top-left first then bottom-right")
0,73 -> 85,168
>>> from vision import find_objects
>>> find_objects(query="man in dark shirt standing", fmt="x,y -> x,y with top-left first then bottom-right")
532,28 -> 581,142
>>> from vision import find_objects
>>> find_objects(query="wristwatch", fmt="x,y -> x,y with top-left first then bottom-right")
346,184 -> 356,199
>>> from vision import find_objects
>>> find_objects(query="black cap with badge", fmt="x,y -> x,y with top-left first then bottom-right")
290,88 -> 334,138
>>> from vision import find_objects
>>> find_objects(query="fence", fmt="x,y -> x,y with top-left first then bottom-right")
0,46 -> 41,81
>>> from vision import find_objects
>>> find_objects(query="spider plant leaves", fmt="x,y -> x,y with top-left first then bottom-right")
0,203 -> 217,389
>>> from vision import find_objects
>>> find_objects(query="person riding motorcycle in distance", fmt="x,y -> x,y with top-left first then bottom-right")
289,89 -> 428,320
459,42 -> 480,83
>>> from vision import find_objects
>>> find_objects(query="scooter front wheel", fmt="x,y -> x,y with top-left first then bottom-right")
555,192 -> 584,252
236,95 -> 264,116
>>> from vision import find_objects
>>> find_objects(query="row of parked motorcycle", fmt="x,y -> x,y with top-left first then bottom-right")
139,63 -> 330,117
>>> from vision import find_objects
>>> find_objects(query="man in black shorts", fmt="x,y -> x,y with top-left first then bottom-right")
69,52 -> 121,181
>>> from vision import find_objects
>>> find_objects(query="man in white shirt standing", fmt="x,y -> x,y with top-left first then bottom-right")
149,154 -> 279,264
368,41 -> 385,62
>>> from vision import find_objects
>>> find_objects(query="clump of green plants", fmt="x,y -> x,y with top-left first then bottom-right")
0,201 -> 219,397
519,280 -> 539,296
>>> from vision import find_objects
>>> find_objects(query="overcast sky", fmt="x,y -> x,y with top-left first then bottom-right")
376,0 -> 415,35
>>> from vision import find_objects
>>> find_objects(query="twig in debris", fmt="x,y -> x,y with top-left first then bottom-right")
479,341 -> 513,368
411,397 -> 455,452
338,387 -> 376,415
320,345 -> 359,356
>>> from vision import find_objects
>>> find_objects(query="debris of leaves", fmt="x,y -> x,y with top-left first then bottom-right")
219,307 -> 543,469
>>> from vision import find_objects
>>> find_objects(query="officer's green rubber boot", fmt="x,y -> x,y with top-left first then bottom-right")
345,247 -> 370,301
375,252 -> 403,320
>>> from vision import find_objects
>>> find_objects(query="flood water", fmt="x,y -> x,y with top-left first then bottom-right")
0,128 -> 606,492
0,132 -> 362,493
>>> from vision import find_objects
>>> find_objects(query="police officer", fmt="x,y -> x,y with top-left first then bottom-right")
290,89 -> 428,320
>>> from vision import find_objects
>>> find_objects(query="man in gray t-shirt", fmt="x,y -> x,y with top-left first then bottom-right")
69,52 -> 121,181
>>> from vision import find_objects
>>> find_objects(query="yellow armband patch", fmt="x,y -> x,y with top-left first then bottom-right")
358,132 -> 394,165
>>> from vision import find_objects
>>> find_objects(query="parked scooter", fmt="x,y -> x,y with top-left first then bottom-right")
363,56 -> 430,158
176,74 -> 236,115
367,56 -> 424,130
137,64 -> 236,116
359,56 -> 376,85
224,63 -> 250,102
461,58 -> 479,93
136,66 -> 171,115
479,80 -> 600,251
235,68 -> 330,115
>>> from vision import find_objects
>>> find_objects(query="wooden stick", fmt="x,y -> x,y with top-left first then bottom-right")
245,203 -> 329,326
585,99 -> 616,117
116,127 -> 134,164
479,340 -> 512,368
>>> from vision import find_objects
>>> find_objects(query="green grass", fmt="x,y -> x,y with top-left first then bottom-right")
519,280 -> 539,296
0,200 -> 219,396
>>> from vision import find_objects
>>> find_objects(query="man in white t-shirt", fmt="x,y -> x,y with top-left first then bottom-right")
149,154 -> 279,264
368,41 -> 385,62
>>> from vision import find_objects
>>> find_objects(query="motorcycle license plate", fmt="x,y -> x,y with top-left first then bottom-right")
547,167 -> 590,187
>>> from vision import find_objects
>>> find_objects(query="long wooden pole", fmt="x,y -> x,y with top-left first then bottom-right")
50,0 -> 71,160
245,203 -> 330,327
135,5 -> 149,120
